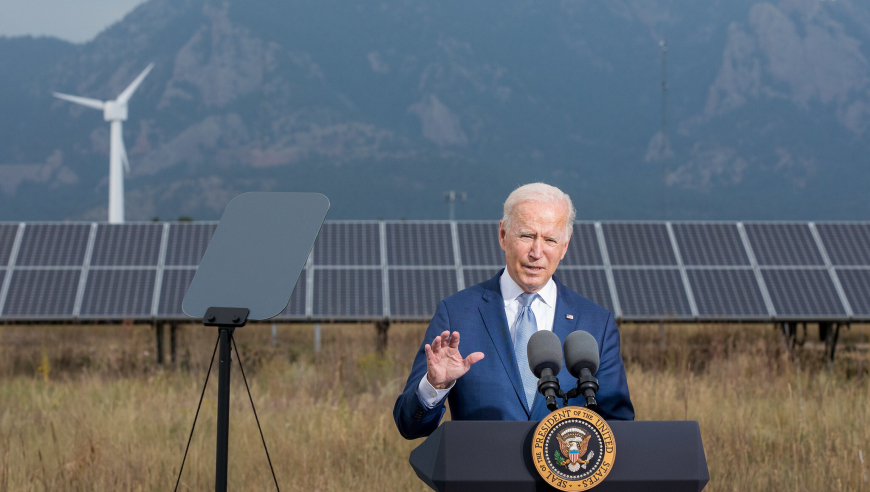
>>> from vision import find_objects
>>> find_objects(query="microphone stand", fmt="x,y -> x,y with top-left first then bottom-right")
537,369 -> 562,411
538,370 -> 600,412
560,369 -> 599,411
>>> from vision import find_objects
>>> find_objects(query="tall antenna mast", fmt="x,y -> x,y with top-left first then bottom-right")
444,191 -> 466,221
659,37 -> 669,219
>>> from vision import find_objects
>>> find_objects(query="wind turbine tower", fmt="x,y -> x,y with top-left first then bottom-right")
53,63 -> 154,223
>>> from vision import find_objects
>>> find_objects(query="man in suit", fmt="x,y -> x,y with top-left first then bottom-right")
393,183 -> 634,440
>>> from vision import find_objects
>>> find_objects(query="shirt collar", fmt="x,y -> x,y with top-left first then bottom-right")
499,267 -> 557,308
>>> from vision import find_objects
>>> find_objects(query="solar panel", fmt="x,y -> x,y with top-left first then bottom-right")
457,222 -> 502,266
80,269 -> 156,318
613,269 -> 691,318
463,267 -> 501,287
16,224 -> 91,266
387,223 -> 454,266
158,269 -> 197,317
389,269 -> 458,318
555,269 -> 613,312
276,269 -> 307,318
833,269 -> 870,316
687,269 -> 767,318
2,269 -> 80,317
90,224 -> 163,266
672,223 -> 750,266
2,220 -> 867,323
744,224 -> 824,266
164,223 -> 217,266
313,222 -> 380,265
761,269 -> 846,317
602,223 -> 677,266
0,224 -> 19,265
313,269 -> 382,317
816,223 -> 870,266
561,224 -> 603,266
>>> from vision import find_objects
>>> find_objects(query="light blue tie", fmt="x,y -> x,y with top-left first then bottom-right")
513,292 -> 539,411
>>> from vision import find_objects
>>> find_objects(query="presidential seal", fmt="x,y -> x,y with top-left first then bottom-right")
531,406 -> 615,491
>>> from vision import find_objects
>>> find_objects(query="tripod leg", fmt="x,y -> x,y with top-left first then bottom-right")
216,327 -> 232,492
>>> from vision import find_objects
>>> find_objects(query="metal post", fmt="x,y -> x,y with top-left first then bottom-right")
658,322 -> 666,350
780,322 -> 796,361
314,323 -> 321,354
376,320 -> 390,354
271,322 -> 277,346
156,323 -> 165,366
819,322 -> 830,342
170,323 -> 178,368
215,327 -> 233,492
825,323 -> 842,370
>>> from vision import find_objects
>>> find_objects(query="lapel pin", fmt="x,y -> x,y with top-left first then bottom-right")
566,314 -> 574,319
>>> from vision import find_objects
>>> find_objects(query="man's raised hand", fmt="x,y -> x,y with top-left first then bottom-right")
425,331 -> 485,390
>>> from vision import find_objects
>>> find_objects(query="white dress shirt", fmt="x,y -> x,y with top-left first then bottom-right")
415,268 -> 558,408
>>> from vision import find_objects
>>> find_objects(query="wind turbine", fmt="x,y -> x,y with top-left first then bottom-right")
53,63 -> 154,223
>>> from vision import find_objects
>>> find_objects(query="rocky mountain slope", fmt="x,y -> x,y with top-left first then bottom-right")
1,0 -> 868,220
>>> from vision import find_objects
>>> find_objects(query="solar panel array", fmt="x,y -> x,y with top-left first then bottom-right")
0,221 -> 866,322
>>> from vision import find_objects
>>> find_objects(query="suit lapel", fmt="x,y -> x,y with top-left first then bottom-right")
478,273 -> 529,415
551,274 -> 577,346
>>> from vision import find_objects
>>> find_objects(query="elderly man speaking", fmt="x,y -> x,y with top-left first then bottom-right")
393,183 -> 634,439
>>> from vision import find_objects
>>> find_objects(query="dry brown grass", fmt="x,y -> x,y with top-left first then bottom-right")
0,321 -> 867,491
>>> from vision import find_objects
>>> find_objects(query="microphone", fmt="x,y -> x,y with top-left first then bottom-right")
527,330 -> 563,411
563,330 -> 600,410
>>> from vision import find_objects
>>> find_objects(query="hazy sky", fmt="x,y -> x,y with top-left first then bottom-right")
0,0 -> 145,44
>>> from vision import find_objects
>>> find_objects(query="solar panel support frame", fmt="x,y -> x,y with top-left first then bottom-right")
595,221 -> 622,319
150,223 -> 170,317
72,223 -> 98,319
809,222 -> 854,318
450,221 -> 465,291
379,221 -> 390,318
666,222 -> 699,318
737,222 -> 777,318
0,223 -> 25,316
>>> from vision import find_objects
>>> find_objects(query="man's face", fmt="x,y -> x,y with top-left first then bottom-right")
498,200 -> 571,293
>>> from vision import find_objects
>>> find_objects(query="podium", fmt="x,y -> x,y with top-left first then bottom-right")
410,421 -> 709,492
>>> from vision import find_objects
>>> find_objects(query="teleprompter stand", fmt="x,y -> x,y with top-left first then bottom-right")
178,192 -> 329,492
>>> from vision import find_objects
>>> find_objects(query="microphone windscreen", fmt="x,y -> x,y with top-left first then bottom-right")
563,330 -> 600,377
527,330 -> 563,377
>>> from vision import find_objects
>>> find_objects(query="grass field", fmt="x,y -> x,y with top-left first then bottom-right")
0,321 -> 868,491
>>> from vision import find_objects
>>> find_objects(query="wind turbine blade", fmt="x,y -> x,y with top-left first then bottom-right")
116,63 -> 154,104
53,92 -> 105,110
120,139 -> 130,173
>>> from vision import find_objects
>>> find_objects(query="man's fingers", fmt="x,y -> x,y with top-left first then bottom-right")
431,336 -> 439,353
464,351 -> 485,367
448,331 -> 460,349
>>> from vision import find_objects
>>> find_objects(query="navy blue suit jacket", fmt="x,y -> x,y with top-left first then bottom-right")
393,271 -> 634,440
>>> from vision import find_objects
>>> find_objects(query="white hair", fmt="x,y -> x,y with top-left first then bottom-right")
501,182 -> 576,240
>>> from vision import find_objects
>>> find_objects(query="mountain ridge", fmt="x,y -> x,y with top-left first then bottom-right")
0,0 -> 868,221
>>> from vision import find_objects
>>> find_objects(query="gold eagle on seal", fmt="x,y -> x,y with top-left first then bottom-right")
557,428 -> 593,472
